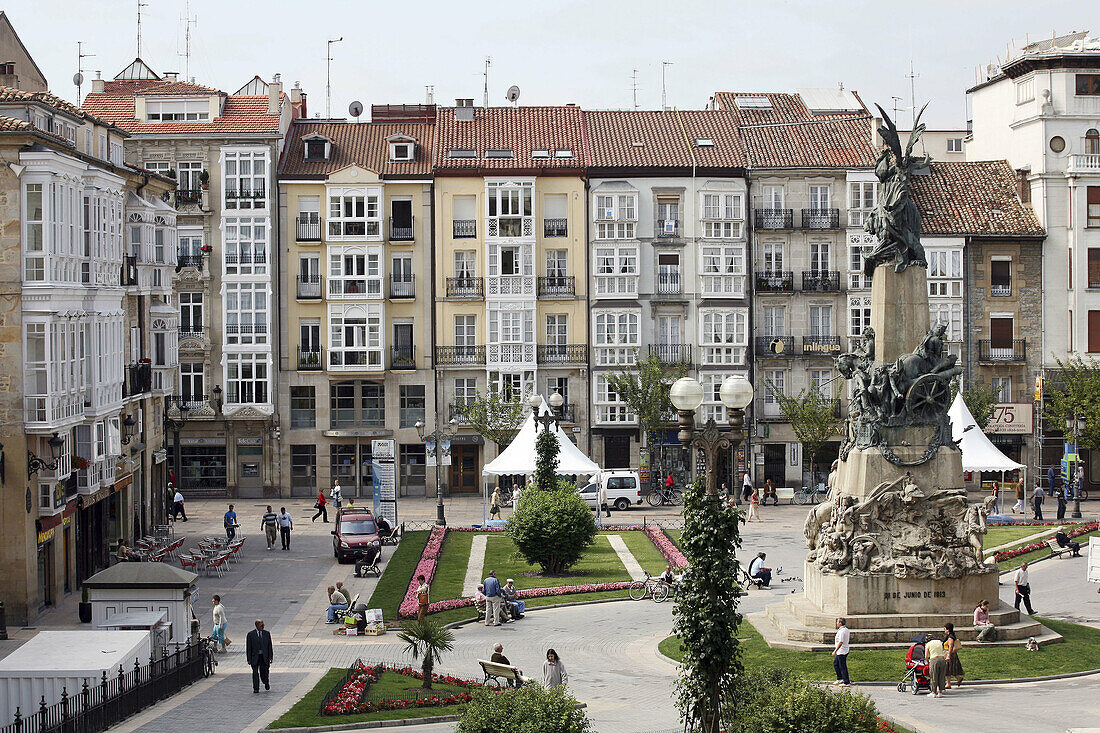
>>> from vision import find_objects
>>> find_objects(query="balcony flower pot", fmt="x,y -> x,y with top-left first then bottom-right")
199,169 -> 209,189
79,587 -> 92,623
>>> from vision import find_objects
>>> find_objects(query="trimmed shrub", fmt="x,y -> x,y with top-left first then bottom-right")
731,668 -> 880,733
456,685 -> 591,733
506,487 -> 597,574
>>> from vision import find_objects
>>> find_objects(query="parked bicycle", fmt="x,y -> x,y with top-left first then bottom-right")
628,572 -> 671,602
794,485 -> 829,505
647,485 -> 683,507
199,636 -> 219,677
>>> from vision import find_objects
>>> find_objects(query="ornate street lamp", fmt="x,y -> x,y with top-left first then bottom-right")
1068,415 -> 1086,519
416,417 -> 459,526
120,414 -> 137,445
670,375 -> 754,500
27,432 -> 66,478
529,392 -> 564,433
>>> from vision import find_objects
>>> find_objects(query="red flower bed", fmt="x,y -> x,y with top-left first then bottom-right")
993,521 -> 1098,562
399,526 -> 446,617
321,662 -> 480,716
645,525 -> 688,569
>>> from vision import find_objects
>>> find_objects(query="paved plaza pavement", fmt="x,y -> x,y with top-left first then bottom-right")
9,497 -> 1100,732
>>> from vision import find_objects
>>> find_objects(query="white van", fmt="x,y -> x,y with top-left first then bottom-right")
578,470 -> 643,510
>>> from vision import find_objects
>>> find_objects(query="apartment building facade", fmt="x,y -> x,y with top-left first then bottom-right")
0,86 -> 177,622
583,110 -> 749,479
277,107 -> 435,500
432,104 -> 589,492
84,60 -> 299,499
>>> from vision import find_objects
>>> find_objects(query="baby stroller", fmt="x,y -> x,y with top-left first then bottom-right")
897,635 -> 931,695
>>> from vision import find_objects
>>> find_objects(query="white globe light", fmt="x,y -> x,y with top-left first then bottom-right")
720,375 -> 754,409
669,377 -> 704,411
527,393 -> 543,408
549,392 -> 564,408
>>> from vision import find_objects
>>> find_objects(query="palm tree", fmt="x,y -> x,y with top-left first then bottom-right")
397,619 -> 455,689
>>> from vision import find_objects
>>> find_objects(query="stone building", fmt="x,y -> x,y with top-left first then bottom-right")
0,85 -> 177,623
84,61 -> 301,499
0,12 -> 47,92
276,107 -> 436,500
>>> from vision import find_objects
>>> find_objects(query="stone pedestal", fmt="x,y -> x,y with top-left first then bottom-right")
870,266 -> 929,363
836,440 -> 961,500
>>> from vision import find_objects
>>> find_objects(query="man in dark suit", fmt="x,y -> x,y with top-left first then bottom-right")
246,619 -> 274,693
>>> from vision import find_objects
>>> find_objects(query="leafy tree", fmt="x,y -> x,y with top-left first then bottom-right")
455,389 -> 527,448
396,619 -> 455,689
533,425 -> 560,491
457,685 -> 592,733
506,487 -> 596,574
766,380 -> 842,486
673,479 -> 744,732
1046,356 -> 1100,450
605,350 -> 690,484
949,380 -> 999,431
730,668 -> 880,733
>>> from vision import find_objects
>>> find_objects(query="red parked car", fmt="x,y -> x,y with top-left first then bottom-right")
331,509 -> 381,563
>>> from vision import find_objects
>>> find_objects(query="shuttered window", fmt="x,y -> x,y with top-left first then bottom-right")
1089,311 -> 1100,353
1089,249 -> 1100,289
990,317 -> 1013,349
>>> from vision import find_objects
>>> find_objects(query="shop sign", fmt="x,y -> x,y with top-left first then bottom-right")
449,434 -> 483,445
236,437 -> 263,445
179,437 -> 226,446
323,429 -> 392,438
153,449 -> 167,464
986,403 -> 1033,434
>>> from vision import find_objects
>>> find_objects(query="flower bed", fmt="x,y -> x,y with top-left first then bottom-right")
398,526 -> 446,618
423,581 -> 633,615
321,661 -> 479,716
993,521 -> 1097,562
645,525 -> 688,569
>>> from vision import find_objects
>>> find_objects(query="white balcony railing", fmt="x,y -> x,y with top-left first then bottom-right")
486,275 -> 535,297
487,217 -> 534,239
594,275 -> 638,297
701,275 -> 746,297
487,342 -> 536,365
1070,154 -> 1100,173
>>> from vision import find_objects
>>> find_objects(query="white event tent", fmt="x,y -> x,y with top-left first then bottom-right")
948,393 -> 1025,511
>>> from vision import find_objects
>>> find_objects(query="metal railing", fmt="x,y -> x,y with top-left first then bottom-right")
754,209 -> 793,230
802,270 -> 841,292
446,277 -> 484,298
125,363 -> 152,397
802,335 -> 842,356
297,275 -> 323,299
537,275 -> 574,297
537,344 -> 586,364
649,343 -> 693,365
298,347 -> 324,371
978,339 -> 1026,362
452,219 -> 476,238
754,336 -> 796,356
755,271 -> 794,293
225,187 -> 266,201
391,345 -> 416,370
121,256 -> 138,286
389,276 -> 415,299
177,327 -> 204,341
656,271 -> 682,294
174,189 -> 202,207
175,254 -> 203,271
543,218 -> 568,237
296,216 -> 321,242
389,217 -> 415,241
169,395 -> 207,411
801,208 -> 840,229
1,640 -> 207,733
990,284 -> 1012,297
435,345 -> 486,365
655,218 -> 681,238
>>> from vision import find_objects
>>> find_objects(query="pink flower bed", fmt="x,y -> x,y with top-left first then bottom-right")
398,526 -> 446,618
645,525 -> 688,569
993,521 -> 1098,562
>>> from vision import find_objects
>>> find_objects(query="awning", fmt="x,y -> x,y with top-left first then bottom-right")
948,394 -> 1026,472
483,399 -> 601,477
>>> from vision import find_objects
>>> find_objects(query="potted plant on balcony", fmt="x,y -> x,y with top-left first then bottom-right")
199,169 -> 209,190
199,244 -> 212,254
72,455 -> 89,471
78,586 -> 92,623
166,168 -> 177,180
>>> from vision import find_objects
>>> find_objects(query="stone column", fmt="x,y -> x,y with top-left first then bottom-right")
870,266 -> 929,364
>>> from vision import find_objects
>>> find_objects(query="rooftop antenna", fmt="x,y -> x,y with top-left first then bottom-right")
505,85 -> 520,108
907,59 -> 920,128
661,60 -> 672,111
632,69 -> 639,110
75,41 -> 95,105
326,37 -> 343,118
483,56 -> 492,108
179,0 -> 197,81
891,95 -> 903,121
136,0 -> 148,58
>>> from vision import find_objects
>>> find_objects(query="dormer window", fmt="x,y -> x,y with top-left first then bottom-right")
303,135 -> 331,161
145,99 -> 210,122
554,149 -> 574,159
532,149 -> 550,159
486,149 -> 515,159
389,142 -> 413,161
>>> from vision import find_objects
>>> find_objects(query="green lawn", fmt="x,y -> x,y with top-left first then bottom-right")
618,530 -> 672,575
431,530 -> 473,603
267,667 -> 472,729
366,530 -> 430,623
482,533 -> 628,587
659,617 -> 1099,682
984,524 -> 1079,550
667,529 -> 682,549
996,529 -> 1100,571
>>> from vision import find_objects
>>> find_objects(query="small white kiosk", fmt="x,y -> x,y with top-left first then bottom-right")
83,563 -> 198,643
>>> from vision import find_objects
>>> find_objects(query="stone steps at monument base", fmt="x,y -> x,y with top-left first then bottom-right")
758,604 -> 1056,650
784,594 -> 1022,630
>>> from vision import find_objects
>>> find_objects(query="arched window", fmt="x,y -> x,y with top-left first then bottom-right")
1086,129 -> 1100,155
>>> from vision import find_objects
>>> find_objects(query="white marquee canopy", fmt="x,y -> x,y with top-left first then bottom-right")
482,400 -> 601,476
948,393 -> 1025,473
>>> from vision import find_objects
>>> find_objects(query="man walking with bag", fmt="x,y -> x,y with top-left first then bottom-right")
246,619 -> 274,693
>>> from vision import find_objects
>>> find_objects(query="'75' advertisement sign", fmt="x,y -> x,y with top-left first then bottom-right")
986,403 -> 1033,434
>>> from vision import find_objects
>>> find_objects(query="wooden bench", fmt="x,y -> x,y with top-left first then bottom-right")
1047,537 -> 1072,558
473,599 -> 510,624
478,659 -> 532,688
774,487 -> 796,504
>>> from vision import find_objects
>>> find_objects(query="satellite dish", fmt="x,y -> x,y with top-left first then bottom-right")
505,85 -> 521,103
73,72 -> 84,86
348,101 -> 364,118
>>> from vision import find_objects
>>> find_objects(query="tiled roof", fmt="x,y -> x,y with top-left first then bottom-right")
0,113 -> 69,144
912,161 -> 1044,238
279,120 -> 434,178
0,85 -> 114,126
712,91 -> 868,123
584,110 -> 747,169
83,81 -> 282,135
433,106 -> 588,171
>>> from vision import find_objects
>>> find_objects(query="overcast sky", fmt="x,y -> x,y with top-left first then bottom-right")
11,0 -> 1092,128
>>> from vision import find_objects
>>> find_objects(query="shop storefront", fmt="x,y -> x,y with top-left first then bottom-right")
175,440 -> 227,492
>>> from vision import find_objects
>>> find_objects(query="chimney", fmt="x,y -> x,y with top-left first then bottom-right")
92,78 -> 105,93
455,98 -> 475,122
163,71 -> 179,81
291,82 -> 306,119
1015,168 -> 1032,205
872,116 -> 883,148
268,75 -> 283,115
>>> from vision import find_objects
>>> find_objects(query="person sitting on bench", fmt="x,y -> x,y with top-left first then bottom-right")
353,544 -> 381,577
1055,530 -> 1082,557
376,514 -> 392,537
502,578 -> 525,619
749,552 -> 772,588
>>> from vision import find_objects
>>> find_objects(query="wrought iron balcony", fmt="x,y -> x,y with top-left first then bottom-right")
991,284 -> 1012,297
391,344 -> 416,370
655,219 -> 681,238
802,270 -> 842,292
453,219 -> 476,238
537,275 -> 575,297
537,344 -> 587,364
178,327 -> 205,341
543,218 -> 568,237
176,254 -> 204,271
125,362 -> 152,396
297,275 -> 323,299
389,217 -> 415,241
169,395 -> 208,411
296,216 -> 322,242
297,347 -> 324,371
175,189 -> 202,207
801,208 -> 840,229
389,276 -> 415,299
656,271 -> 682,295
802,335 -> 842,356
978,339 -> 1026,363
754,209 -> 793,230
754,336 -> 796,356
649,343 -> 693,365
553,402 -> 577,423
756,271 -> 794,293
121,255 -> 138,286
446,276 -> 484,298
435,345 -> 486,366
